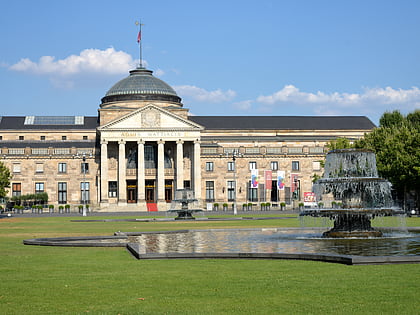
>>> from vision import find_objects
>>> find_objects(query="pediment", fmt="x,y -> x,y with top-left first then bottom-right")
98,104 -> 204,131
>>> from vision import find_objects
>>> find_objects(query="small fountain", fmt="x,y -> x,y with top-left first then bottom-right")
167,189 -> 202,220
300,149 -> 404,238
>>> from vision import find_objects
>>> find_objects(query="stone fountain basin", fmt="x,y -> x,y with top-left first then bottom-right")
23,227 -> 420,265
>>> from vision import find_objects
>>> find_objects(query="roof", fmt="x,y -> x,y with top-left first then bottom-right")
189,116 -> 376,130
101,68 -> 181,104
0,116 -> 98,130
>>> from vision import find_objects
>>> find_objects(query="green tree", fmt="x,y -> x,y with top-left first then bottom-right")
356,110 -> 420,209
326,137 -> 355,151
0,161 -> 11,199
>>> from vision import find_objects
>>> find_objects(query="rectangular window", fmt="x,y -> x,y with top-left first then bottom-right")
19,136 -> 24,140
108,181 -> 117,198
227,181 -> 235,202
313,161 -> 321,171
266,147 -> 282,154
202,147 -> 217,154
292,161 -> 300,171
249,161 -> 257,170
35,182 -> 44,194
58,163 -> 67,173
271,161 -> 278,171
35,163 -> 44,173
62,136 -> 67,140
245,147 -> 259,154
32,148 -> 48,155
288,147 -> 303,154
40,136 -> 45,141
81,162 -> 89,173
184,180 -> 191,189
9,148 -> 25,155
227,161 -> 235,172
80,182 -> 90,204
12,163 -> 21,173
205,181 -> 215,202
58,182 -> 67,204
12,183 -> 21,197
54,148 -> 70,155
247,181 -> 258,202
205,162 -> 214,172
83,136 -> 88,140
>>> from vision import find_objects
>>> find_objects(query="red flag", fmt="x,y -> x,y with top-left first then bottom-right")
137,30 -> 141,43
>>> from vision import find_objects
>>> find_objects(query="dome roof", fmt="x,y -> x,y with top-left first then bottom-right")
101,68 -> 181,104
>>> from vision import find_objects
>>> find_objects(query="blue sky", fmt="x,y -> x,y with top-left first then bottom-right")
1,0 -> 419,124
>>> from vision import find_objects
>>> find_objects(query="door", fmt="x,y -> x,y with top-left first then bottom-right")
127,181 -> 137,203
145,180 -> 155,203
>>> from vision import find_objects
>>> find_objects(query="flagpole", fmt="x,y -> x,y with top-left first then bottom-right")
135,20 -> 143,68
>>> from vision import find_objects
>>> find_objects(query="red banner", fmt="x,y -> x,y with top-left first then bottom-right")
265,170 -> 272,190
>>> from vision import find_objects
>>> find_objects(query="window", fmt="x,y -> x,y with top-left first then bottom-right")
271,161 -> 278,171
35,163 -> 44,173
202,147 -> 217,154
288,147 -> 303,154
248,182 -> 258,202
81,162 -> 89,173
40,136 -> 45,140
19,136 -> 24,140
0,136 -> 2,140
205,162 -> 214,172
245,147 -> 259,154
12,163 -> 21,173
227,161 -> 235,172
249,161 -> 257,170
108,181 -> 117,198
62,136 -> 67,140
35,182 -> 44,194
58,182 -> 67,204
313,161 -> 321,171
54,148 -> 70,155
205,181 -> 215,202
184,180 -> 191,189
80,182 -> 90,203
227,181 -> 235,202
83,136 -> 88,140
58,163 -> 67,173
292,161 -> 300,171
12,183 -> 21,197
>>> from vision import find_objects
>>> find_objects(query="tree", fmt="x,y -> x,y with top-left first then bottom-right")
326,137 -> 355,151
0,161 -> 11,199
356,110 -> 420,210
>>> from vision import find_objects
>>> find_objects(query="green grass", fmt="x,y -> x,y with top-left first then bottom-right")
1,215 -> 419,314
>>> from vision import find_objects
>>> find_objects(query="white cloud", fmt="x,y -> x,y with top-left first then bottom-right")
174,85 -> 236,103
255,85 -> 420,116
9,47 -> 136,76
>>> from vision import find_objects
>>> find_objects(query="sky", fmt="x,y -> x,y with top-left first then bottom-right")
1,0 -> 420,125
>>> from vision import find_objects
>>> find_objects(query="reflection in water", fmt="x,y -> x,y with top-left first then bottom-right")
131,229 -> 420,256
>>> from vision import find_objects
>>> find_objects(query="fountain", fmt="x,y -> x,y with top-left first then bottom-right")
167,189 -> 202,220
300,149 -> 404,238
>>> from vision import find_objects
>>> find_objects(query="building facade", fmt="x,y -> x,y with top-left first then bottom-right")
0,67 -> 375,211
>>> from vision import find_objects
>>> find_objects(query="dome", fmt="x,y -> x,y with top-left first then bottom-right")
101,67 -> 181,105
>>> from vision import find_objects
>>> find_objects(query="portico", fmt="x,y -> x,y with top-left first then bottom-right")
98,105 -> 203,211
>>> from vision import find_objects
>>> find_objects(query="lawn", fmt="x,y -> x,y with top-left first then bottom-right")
1,214 -> 419,314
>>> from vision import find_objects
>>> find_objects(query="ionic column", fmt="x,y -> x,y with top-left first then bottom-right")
193,139 -> 202,200
157,140 -> 165,207
137,140 -> 146,207
118,140 -> 127,205
176,140 -> 184,190
100,139 -> 108,204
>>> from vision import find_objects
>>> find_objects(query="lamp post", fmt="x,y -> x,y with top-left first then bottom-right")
77,152 -> 92,217
226,149 -> 242,215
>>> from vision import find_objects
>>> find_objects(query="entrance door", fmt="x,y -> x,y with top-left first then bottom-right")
127,181 -> 137,203
145,180 -> 155,203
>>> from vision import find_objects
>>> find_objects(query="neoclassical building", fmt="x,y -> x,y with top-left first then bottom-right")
0,67 -> 375,211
